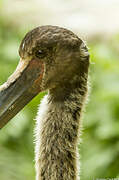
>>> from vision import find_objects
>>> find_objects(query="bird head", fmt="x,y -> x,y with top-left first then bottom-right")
0,25 -> 89,128
19,26 -> 89,91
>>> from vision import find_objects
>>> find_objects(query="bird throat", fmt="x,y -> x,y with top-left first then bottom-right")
35,74 -> 88,180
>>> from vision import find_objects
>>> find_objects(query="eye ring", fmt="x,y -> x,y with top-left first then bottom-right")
35,50 -> 46,59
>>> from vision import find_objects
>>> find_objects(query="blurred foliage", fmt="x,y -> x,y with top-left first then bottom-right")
81,37 -> 119,179
0,16 -> 119,180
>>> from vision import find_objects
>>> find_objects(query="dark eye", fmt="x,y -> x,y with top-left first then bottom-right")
35,50 -> 46,59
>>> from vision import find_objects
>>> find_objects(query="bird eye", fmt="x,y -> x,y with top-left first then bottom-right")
35,50 -> 46,59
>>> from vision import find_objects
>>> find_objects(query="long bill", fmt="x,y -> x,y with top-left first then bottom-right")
0,58 -> 44,129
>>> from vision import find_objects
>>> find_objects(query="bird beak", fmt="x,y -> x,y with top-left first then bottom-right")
0,58 -> 44,129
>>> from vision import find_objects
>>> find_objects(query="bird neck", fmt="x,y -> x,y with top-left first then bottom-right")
35,73 -> 88,180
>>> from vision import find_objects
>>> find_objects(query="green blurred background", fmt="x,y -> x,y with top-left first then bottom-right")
0,0 -> 119,180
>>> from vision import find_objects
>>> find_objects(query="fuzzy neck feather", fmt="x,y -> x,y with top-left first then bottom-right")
35,73 -> 88,180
